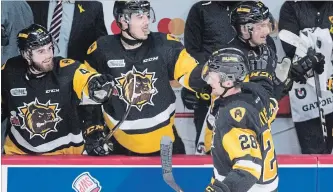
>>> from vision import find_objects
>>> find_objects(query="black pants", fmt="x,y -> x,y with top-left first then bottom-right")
295,112 -> 333,154
194,100 -> 210,146
110,126 -> 185,156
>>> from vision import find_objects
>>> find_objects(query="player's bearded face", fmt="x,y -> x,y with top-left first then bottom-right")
249,18 -> 272,46
129,11 -> 150,40
30,43 -> 54,72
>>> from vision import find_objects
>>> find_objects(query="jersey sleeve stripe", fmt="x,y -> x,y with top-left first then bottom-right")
233,160 -> 262,179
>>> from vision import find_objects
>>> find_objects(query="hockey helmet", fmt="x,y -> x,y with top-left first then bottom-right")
202,48 -> 249,84
113,0 -> 155,23
17,24 -> 53,51
230,1 -> 270,26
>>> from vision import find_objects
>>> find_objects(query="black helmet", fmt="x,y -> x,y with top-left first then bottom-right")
230,1 -> 270,26
202,48 -> 249,84
17,24 -> 53,51
113,0 -> 155,23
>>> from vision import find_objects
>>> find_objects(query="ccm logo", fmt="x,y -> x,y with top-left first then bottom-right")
143,56 -> 159,63
46,89 -> 59,93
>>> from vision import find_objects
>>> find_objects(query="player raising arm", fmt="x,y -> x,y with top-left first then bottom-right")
81,0 -> 208,156
203,48 -> 278,192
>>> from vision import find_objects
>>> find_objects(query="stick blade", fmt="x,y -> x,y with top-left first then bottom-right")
278,29 -> 308,54
160,136 -> 184,192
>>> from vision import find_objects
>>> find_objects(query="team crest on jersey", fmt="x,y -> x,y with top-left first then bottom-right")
230,107 -> 246,122
115,66 -> 158,111
17,98 -> 62,139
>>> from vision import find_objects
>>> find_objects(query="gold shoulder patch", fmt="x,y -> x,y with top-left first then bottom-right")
60,59 -> 75,68
167,34 -> 180,42
229,107 -> 246,122
87,41 -> 97,55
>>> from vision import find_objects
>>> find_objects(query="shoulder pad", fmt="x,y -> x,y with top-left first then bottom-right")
59,59 -> 76,68
229,107 -> 246,122
166,34 -> 180,42
87,41 -> 97,55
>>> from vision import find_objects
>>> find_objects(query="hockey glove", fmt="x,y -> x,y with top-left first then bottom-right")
181,86 -> 211,110
327,75 -> 333,93
88,74 -> 115,103
205,179 -> 231,192
290,52 -> 325,83
311,53 -> 325,74
83,125 -> 111,156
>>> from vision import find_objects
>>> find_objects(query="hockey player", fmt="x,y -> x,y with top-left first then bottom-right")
1,24 -> 114,155
82,0 -> 207,155
200,1 -> 326,154
227,1 -> 325,100
203,48 -> 278,192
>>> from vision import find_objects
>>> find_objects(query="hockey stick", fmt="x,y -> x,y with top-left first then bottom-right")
160,136 -> 184,192
278,29 -> 328,142
278,29 -> 308,54
103,75 -> 137,150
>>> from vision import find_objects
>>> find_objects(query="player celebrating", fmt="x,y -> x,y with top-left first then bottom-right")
199,1 -> 326,155
82,0 -> 207,156
227,1 -> 325,100
203,48 -> 278,192
1,24 -> 114,155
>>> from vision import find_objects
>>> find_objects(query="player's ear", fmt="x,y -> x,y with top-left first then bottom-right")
120,16 -> 129,30
224,80 -> 234,87
21,51 -> 31,65
240,25 -> 250,39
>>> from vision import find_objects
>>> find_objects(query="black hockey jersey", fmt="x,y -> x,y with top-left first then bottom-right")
208,83 -> 278,192
85,32 -> 204,154
2,56 -> 98,154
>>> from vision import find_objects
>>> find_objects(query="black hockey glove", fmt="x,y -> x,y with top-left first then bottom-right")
327,74 -> 333,93
88,74 -> 115,103
181,86 -> 211,110
205,179 -> 231,192
83,125 -> 111,156
290,52 -> 325,84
